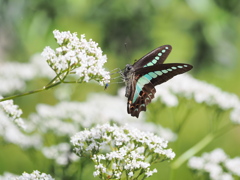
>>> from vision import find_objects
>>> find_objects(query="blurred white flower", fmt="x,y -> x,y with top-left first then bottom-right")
42,143 -> 79,165
230,107 -> 240,124
225,157 -> 240,176
204,163 -> 223,179
188,156 -> 205,170
41,30 -> 110,86
156,74 -> 240,124
0,62 -> 33,95
9,170 -> 54,180
188,148 -> 239,180
217,173 -> 234,180
202,148 -> 228,163
30,92 -> 176,142
71,124 -> 174,179
154,87 -> 179,107
0,172 -> 18,180
157,74 -> 239,109
0,53 -> 55,96
0,108 -> 42,148
53,85 -> 73,101
30,53 -> 55,79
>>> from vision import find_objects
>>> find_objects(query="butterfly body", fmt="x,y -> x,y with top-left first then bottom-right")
122,45 -> 193,118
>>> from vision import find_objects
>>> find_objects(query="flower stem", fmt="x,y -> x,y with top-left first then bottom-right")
0,81 -> 61,102
171,124 -> 234,169
171,133 -> 214,169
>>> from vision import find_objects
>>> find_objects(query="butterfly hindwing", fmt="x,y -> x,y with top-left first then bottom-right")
127,81 -> 156,117
127,63 -> 192,117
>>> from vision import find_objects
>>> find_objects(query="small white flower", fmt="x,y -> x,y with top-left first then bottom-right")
128,171 -> 134,177
164,149 -> 176,159
145,168 -> 157,177
114,171 -> 122,179
93,170 -> 100,177
112,163 -> 117,170
139,162 -> 150,168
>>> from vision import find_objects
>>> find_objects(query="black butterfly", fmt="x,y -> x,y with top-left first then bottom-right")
122,45 -> 193,118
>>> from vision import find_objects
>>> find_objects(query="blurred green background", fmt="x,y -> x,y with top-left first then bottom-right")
0,0 -> 240,179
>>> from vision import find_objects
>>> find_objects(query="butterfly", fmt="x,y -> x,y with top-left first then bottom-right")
121,45 -> 193,118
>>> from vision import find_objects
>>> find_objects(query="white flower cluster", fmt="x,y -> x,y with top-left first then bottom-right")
188,148 -> 240,180
0,109 -> 42,148
155,74 -> 240,124
41,30 -> 110,86
4,170 -> 54,180
0,96 -> 42,148
42,143 -> 79,165
71,124 -> 175,179
0,97 -> 25,129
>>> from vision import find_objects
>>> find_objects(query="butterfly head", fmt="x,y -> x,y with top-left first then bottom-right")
124,64 -> 133,72
120,64 -> 133,81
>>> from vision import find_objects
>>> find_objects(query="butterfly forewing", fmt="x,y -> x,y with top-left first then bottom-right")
133,45 -> 172,68
135,63 -> 193,86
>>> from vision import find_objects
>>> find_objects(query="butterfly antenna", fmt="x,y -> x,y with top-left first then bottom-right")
125,42 -> 132,61
124,43 -> 128,52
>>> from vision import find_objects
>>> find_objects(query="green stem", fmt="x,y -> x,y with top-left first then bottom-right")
171,124 -> 234,169
171,133 -> 214,169
0,81 -> 61,102
176,107 -> 192,134
0,69 -> 73,102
